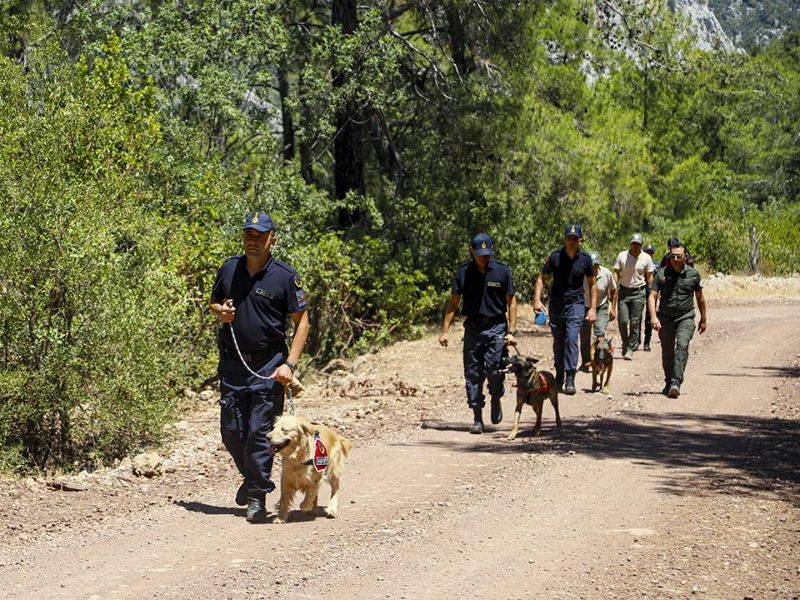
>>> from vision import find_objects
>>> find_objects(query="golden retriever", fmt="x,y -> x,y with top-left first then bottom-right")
266,415 -> 351,523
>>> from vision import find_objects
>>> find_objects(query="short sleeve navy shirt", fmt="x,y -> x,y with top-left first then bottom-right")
451,259 -> 514,323
542,248 -> 594,304
211,256 -> 307,352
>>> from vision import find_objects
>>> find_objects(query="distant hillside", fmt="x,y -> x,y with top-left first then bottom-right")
708,0 -> 800,49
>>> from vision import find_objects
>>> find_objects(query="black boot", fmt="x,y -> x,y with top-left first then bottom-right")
235,480 -> 248,507
564,371 -> 577,395
469,407 -> 484,434
490,397 -> 503,424
246,496 -> 267,523
555,370 -> 565,393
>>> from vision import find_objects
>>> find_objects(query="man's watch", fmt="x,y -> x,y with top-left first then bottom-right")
285,361 -> 298,373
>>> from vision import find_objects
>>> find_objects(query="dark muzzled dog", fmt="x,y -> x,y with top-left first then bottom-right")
500,354 -> 561,440
591,337 -> 614,392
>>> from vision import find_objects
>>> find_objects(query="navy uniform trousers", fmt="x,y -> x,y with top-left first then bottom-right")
462,321 -> 506,409
218,345 -> 286,500
549,298 -> 585,381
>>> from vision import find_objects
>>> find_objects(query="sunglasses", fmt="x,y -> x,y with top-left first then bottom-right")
670,253 -> 685,260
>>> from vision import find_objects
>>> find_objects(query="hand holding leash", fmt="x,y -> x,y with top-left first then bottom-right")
220,298 -> 236,324
270,363 -> 294,385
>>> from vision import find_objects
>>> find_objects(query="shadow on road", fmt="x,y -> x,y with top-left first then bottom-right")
173,500 -> 328,524
412,412 -> 799,505
173,500 -> 246,517
708,366 -> 800,379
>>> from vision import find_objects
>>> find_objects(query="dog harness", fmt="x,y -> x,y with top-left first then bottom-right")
303,431 -> 329,472
533,373 -> 550,394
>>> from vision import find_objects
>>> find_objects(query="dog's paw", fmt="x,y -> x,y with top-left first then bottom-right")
505,434 -> 517,441
324,508 -> 338,519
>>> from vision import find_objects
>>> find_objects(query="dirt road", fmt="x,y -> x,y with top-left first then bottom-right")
1,301 -> 798,599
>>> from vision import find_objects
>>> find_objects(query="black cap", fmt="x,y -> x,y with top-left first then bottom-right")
471,233 -> 493,256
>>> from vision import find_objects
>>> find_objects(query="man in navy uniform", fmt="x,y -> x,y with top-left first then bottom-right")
209,212 -> 310,522
440,233 -> 517,434
533,225 -> 596,395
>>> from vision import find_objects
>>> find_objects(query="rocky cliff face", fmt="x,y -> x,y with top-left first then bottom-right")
670,0 -> 737,51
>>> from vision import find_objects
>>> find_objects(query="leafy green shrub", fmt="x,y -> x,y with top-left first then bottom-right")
0,40 -> 191,471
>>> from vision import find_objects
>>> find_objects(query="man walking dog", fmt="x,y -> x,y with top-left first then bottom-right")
440,233 -> 517,434
648,241 -> 707,398
614,233 -> 654,360
209,212 -> 310,522
533,224 -> 597,395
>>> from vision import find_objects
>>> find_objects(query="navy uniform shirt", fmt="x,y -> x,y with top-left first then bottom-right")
542,248 -> 594,304
452,259 -> 514,324
211,255 -> 307,352
651,265 -> 702,318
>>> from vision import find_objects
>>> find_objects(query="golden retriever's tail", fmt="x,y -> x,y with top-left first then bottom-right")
338,436 -> 352,458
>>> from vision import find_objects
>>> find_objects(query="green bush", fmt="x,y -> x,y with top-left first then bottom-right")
0,40 -> 191,471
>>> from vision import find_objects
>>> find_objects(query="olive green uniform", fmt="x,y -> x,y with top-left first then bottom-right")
651,265 -> 703,387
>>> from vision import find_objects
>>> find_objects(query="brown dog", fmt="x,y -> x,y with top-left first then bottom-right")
500,354 -> 562,440
266,415 -> 351,523
591,337 -> 614,392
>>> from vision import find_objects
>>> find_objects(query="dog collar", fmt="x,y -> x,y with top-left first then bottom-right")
303,431 -> 329,472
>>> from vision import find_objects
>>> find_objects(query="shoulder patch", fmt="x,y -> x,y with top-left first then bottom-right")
295,289 -> 307,308
294,276 -> 303,288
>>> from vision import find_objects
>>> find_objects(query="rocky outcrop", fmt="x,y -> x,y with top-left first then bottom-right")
670,0 -> 736,52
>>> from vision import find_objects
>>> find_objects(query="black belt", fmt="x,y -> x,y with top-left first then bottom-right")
220,342 -> 284,363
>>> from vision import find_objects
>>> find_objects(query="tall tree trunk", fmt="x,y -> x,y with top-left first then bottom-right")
749,225 -> 760,274
277,64 -> 295,161
332,0 -> 365,228
445,5 -> 471,77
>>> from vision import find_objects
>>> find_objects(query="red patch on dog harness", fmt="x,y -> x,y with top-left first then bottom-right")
535,373 -> 550,394
313,432 -> 329,472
